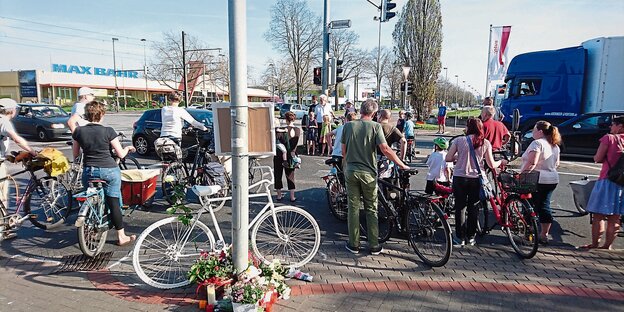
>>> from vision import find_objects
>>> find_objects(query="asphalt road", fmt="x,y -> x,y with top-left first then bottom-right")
10,111 -> 620,260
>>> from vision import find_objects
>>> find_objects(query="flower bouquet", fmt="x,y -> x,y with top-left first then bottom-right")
188,247 -> 235,308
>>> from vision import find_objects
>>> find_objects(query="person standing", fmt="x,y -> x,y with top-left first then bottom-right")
160,92 -> 207,145
396,110 -> 406,133
341,99 -> 409,255
437,102 -> 448,134
481,105 -> 510,151
72,101 -> 136,246
377,109 -> 406,160
446,118 -> 502,246
308,95 -> 318,114
67,86 -> 95,132
344,99 -> 356,115
315,94 -> 334,144
273,112 -> 301,202
520,121 -> 561,244
327,112 -> 356,179
0,99 -> 38,230
580,115 -> 624,250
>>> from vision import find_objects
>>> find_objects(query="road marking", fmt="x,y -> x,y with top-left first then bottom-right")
107,253 -> 131,269
560,161 -> 601,171
558,171 -> 599,178
10,254 -> 61,265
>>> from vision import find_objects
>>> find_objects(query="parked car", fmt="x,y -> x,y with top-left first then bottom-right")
279,103 -> 308,119
132,108 -> 213,156
13,104 -> 71,140
521,111 -> 623,157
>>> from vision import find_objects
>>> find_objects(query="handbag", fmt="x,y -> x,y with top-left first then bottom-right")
466,136 -> 494,200
606,135 -> 624,186
284,127 -> 301,169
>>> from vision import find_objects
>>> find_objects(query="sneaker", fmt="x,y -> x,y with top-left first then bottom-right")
452,235 -> 464,246
345,243 -> 360,254
370,245 -> 383,255
468,237 -> 476,246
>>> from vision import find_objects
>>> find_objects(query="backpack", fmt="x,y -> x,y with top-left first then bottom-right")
606,135 -> 624,186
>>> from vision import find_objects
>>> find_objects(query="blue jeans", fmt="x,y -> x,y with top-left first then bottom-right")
531,183 -> 557,224
82,166 -> 122,198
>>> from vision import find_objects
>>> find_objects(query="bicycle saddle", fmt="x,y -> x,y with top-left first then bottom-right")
400,168 -> 418,175
325,158 -> 340,166
192,185 -> 222,197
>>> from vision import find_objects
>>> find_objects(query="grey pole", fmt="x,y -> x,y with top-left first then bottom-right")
454,75 -> 459,105
322,0 -> 330,96
443,67 -> 448,104
141,39 -> 149,105
182,31 -> 189,107
228,0 -> 250,272
376,15 -> 382,100
112,38 -> 119,112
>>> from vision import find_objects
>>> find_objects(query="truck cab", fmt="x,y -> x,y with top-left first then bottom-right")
500,47 -> 586,132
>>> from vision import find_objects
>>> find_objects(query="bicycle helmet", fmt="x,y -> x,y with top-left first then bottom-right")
405,112 -> 413,119
433,137 -> 449,150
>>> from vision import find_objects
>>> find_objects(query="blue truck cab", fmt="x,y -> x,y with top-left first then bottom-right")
500,37 -> 624,132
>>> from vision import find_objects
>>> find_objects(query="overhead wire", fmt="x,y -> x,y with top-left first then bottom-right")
0,35 -> 144,57
0,40 -> 144,62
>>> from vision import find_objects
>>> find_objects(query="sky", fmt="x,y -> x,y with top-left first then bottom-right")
0,0 -> 622,96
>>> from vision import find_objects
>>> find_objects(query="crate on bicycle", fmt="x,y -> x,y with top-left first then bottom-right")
498,171 -> 540,194
121,169 -> 160,206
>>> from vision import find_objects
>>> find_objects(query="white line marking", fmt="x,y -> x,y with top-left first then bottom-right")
558,171 -> 599,178
107,251 -> 133,269
560,161 -> 601,171
10,254 -> 62,265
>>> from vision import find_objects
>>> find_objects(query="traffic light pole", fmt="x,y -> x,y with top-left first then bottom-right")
322,0 -> 330,96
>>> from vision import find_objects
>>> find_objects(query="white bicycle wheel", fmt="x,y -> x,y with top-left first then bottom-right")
251,206 -> 320,268
133,217 -> 215,289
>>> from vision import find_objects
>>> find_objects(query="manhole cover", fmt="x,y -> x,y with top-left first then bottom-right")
54,252 -> 114,273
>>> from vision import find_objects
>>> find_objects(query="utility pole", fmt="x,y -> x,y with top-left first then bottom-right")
402,66 -> 410,111
443,67 -> 448,104
462,80 -> 466,107
322,0 -> 330,96
454,74 -> 459,105
182,31 -> 189,107
228,0 -> 249,272
112,37 -> 119,112
375,14 -> 382,101
141,39 -> 149,105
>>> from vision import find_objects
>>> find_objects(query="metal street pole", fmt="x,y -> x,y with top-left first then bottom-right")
141,39 -> 149,105
112,38 -> 119,112
182,31 -> 189,107
228,0 -> 249,272
321,0 -> 330,96
376,14 -> 382,101
443,67 -> 448,104
402,66 -> 410,111
462,80 -> 466,107
269,63 -> 275,102
454,75 -> 459,106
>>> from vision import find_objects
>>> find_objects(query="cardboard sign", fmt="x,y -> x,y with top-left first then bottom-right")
212,102 -> 275,156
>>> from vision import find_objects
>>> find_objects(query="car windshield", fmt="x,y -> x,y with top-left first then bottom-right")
31,106 -> 67,118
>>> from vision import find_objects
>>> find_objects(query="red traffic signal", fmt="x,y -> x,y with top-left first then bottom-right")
313,67 -> 322,85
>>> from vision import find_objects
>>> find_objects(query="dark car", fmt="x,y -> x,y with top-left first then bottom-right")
14,104 -> 71,140
521,111 -> 623,157
132,108 -> 213,156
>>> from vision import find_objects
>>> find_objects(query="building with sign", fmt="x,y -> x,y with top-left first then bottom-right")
0,64 -> 272,106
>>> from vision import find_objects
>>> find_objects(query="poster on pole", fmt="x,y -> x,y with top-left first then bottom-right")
212,102 -> 275,156
487,26 -> 512,82
18,70 -> 38,98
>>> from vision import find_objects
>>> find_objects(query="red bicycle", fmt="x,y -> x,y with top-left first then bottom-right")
477,151 -> 540,259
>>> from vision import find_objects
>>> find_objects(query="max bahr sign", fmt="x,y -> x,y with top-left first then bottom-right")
52,64 -> 140,78
18,70 -> 37,98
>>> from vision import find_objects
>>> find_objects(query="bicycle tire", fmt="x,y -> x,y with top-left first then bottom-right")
77,196 -> 108,258
132,217 -> 215,289
503,195 -> 539,259
251,206 -> 320,268
407,199 -> 452,267
26,178 -> 72,230
359,193 -> 394,243
161,162 -> 188,205
475,199 -> 491,236
118,155 -> 141,170
486,167 -> 500,199
248,159 -> 265,193
0,206 -> 6,242
326,177 -> 347,221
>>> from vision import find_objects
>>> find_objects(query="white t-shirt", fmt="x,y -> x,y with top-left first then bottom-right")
71,101 -> 88,127
521,138 -> 560,184
0,115 -> 15,160
315,104 -> 333,123
331,125 -> 345,157
160,106 -> 207,138
426,150 -> 453,182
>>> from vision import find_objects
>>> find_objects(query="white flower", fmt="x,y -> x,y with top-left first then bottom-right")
164,175 -> 175,183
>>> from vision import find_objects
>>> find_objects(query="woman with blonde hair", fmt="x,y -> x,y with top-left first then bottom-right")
319,114 -> 332,156
520,121 -> 561,244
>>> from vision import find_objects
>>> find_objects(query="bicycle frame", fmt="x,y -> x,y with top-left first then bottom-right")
74,185 -> 108,230
484,165 -> 536,230
0,170 -> 39,227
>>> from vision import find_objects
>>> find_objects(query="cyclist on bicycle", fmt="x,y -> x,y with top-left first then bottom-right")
159,92 -> 207,146
72,101 -> 136,246
403,112 -> 415,141
0,99 -> 38,236
425,137 -> 453,194
377,109 -> 406,160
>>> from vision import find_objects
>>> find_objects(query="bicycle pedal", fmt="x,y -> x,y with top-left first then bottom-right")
29,214 -> 38,219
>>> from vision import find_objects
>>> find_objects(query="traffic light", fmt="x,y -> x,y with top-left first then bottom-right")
381,0 -> 397,22
335,59 -> 344,83
313,67 -> 322,85
401,82 -> 414,95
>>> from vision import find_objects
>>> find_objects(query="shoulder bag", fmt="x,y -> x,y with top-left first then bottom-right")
467,136 -> 494,200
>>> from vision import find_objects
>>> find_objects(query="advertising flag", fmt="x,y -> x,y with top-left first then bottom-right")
487,26 -> 511,81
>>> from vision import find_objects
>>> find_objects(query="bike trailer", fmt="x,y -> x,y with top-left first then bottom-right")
570,179 -> 596,213
121,169 -> 160,206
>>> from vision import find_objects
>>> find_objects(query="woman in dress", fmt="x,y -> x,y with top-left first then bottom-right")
273,112 -> 301,202
580,115 -> 624,250
306,111 -> 317,155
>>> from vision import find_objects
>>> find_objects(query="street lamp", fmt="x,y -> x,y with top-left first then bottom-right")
443,67 -> 448,104
141,38 -> 148,105
402,65 -> 411,111
462,80 -> 466,107
112,37 -> 119,112
454,75 -> 459,105
268,63 -> 275,103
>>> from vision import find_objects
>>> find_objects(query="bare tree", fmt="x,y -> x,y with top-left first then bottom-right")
383,53 -> 404,109
364,47 -> 392,101
329,29 -> 362,108
265,0 -> 322,103
393,0 -> 443,120
260,59 -> 297,101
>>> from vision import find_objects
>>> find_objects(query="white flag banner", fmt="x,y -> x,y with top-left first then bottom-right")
488,26 -> 511,81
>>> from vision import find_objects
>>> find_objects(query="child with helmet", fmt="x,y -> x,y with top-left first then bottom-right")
425,137 -> 453,194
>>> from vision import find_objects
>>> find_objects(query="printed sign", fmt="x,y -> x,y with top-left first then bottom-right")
18,70 -> 37,98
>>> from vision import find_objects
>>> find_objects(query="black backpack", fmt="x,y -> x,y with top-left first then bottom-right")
607,135 -> 624,186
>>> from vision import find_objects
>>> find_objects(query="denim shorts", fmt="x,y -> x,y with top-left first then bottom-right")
82,166 -> 122,198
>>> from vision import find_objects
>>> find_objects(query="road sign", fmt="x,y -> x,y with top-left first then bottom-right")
375,91 -> 380,97
329,20 -> 352,29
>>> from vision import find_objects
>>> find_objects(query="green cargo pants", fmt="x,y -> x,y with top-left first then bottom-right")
345,169 -> 379,249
